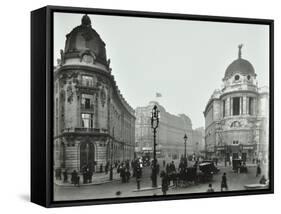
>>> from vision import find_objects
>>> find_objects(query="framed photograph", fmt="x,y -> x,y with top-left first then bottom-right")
31,5 -> 274,207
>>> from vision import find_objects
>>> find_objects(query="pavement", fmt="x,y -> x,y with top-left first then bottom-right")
53,161 -> 269,201
54,169 -> 121,187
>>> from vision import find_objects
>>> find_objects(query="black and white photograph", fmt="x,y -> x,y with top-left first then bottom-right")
52,11 -> 272,202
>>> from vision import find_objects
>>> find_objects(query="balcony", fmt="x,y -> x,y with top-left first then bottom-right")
76,80 -> 96,89
62,127 -> 108,134
80,104 -> 95,111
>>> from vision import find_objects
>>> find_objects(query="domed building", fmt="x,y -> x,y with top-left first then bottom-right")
203,45 -> 269,163
53,15 -> 136,173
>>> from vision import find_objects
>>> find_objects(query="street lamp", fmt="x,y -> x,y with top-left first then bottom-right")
183,134 -> 188,160
151,105 -> 159,188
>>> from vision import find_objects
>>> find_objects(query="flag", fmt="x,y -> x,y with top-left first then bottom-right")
156,92 -> 162,98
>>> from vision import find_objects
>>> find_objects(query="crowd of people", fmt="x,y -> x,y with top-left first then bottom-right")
54,156 -> 269,194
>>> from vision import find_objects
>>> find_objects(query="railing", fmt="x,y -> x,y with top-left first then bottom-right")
77,80 -> 96,88
75,127 -> 100,132
80,104 -> 95,110
63,127 -> 108,134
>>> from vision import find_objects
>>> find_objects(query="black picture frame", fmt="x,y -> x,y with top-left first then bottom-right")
31,5 -> 274,208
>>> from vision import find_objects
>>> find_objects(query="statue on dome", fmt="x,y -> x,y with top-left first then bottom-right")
238,44 -> 243,59
60,49 -> 65,65
81,14 -> 91,27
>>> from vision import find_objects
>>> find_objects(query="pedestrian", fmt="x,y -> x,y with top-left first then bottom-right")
71,170 -> 78,186
120,166 -> 126,183
55,168 -> 62,180
82,165 -> 87,184
221,172 -> 228,191
259,175 -> 267,184
88,168 -> 93,183
100,163 -> 103,173
256,164 -> 261,177
166,163 -> 170,179
125,160 -> 130,170
63,169 -> 68,183
105,161 -> 109,174
207,183 -> 214,192
170,161 -> 176,172
75,174 -> 80,187
125,168 -> 131,183
161,171 -> 169,195
163,160 -> 166,168
136,167 -> 141,190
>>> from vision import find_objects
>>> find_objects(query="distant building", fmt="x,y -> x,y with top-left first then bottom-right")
53,15 -> 135,172
203,45 -> 269,162
192,127 -> 205,155
135,101 -> 204,159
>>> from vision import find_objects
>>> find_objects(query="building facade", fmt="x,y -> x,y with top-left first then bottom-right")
192,127 -> 205,156
203,45 -> 269,163
135,101 -> 204,159
53,15 -> 136,172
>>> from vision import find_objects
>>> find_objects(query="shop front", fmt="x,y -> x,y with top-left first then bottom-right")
215,144 -> 257,163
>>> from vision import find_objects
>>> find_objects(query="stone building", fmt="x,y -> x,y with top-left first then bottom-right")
192,127 -> 205,156
135,101 -> 204,159
53,15 -> 136,172
203,45 -> 269,162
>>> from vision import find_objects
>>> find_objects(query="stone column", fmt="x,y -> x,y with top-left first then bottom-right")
230,97 -> 233,116
226,97 -> 230,117
253,98 -> 257,116
239,97 -> 242,115
95,92 -> 99,128
243,96 -> 247,115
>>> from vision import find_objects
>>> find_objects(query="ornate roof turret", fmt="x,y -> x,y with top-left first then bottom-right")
223,44 -> 256,81
63,14 -> 107,65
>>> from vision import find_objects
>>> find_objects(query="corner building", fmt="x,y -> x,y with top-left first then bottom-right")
203,46 -> 269,162
53,15 -> 135,172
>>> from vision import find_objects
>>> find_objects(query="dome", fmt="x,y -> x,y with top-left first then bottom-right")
63,14 -> 107,65
223,45 -> 256,80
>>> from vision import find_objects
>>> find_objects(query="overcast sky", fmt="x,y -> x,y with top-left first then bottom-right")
54,12 -> 269,129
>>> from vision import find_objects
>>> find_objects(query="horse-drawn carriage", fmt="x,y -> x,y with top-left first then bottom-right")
172,161 -> 219,187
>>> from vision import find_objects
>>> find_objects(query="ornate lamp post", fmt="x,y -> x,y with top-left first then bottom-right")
151,105 -> 159,188
183,134 -> 188,160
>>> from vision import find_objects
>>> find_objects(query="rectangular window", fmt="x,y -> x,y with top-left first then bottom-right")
233,97 -> 240,116
85,98 -> 91,109
82,75 -> 94,87
248,97 -> 254,115
222,100 -> 226,117
81,94 -> 93,109
81,113 -> 94,128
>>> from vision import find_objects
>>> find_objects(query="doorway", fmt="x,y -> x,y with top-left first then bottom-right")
80,142 -> 95,171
